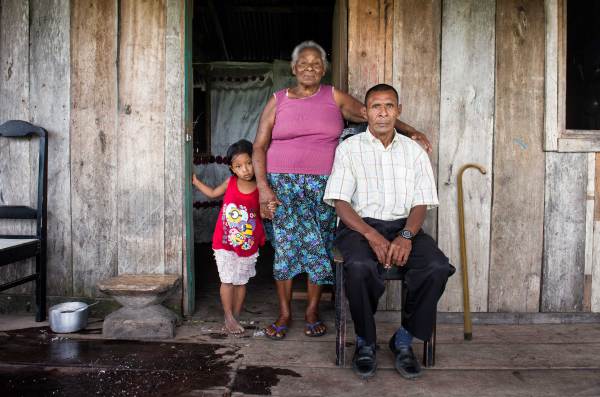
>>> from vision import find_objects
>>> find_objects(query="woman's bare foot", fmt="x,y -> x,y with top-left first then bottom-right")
305,310 -> 326,337
223,315 -> 245,334
264,316 -> 291,339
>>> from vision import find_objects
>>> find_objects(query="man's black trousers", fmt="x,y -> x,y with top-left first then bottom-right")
335,217 -> 455,345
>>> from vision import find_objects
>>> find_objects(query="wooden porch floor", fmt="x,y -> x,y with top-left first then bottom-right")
2,286 -> 600,396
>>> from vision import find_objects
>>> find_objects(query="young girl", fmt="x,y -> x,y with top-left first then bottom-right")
192,139 -> 266,334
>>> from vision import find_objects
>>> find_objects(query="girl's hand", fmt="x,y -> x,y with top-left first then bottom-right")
267,200 -> 280,215
192,174 -> 200,185
258,185 -> 279,220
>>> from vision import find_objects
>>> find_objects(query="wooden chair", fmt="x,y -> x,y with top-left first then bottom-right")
0,120 -> 48,322
334,252 -> 436,368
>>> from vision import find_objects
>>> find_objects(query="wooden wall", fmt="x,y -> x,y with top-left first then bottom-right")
0,0 -> 184,302
347,0 -> 598,313
0,0 -> 34,295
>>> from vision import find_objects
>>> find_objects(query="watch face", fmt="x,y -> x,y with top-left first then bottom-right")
401,230 -> 413,239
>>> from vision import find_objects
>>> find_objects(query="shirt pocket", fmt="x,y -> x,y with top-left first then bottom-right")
391,166 -> 416,209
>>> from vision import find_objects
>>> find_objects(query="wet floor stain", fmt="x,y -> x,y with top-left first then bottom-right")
2,366 -> 225,397
207,332 -> 228,339
1,326 -> 302,396
232,366 -> 301,395
1,326 -> 237,396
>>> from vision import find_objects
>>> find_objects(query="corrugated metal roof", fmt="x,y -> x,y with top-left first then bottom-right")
193,0 -> 335,63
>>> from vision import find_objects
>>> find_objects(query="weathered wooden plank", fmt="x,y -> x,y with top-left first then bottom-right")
392,0 -> 441,239
348,0 -> 397,309
542,153 -> 586,312
70,0 -> 118,297
29,0 -> 72,296
0,1 -> 29,122
331,0 -> 348,92
543,0 -> 558,151
592,153 -> 600,313
381,0 -> 393,83
488,0 -> 545,313
347,0 -> 387,101
383,0 -> 442,311
556,0 -> 566,139
164,0 -> 184,281
0,0 -> 33,294
557,137 -> 600,152
584,153 -> 595,311
118,0 -> 166,274
437,0 -> 495,312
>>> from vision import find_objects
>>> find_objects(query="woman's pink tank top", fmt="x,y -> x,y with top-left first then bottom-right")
266,85 -> 344,175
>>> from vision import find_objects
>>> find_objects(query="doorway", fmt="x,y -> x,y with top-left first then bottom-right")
187,0 -> 346,318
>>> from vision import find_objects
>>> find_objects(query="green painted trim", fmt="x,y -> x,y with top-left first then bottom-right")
183,0 -> 195,314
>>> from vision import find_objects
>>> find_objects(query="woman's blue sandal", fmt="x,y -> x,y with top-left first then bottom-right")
264,323 -> 288,340
305,321 -> 327,337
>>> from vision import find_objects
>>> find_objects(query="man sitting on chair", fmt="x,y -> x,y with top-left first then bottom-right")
323,83 -> 454,379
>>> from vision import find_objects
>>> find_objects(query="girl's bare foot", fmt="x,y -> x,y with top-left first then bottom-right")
223,315 -> 245,334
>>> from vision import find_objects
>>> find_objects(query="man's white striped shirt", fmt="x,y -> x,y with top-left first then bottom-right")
323,129 -> 438,220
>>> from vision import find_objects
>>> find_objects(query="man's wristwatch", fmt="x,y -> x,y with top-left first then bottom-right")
397,229 -> 414,240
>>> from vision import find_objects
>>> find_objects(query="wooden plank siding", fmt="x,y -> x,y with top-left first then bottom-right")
542,153 -> 587,312
488,0 -> 545,312
582,153 -> 595,311
70,0 -> 119,296
29,0 -> 72,296
385,0 -> 441,310
543,0 -> 558,151
348,0 -> 401,310
1,0 -> 184,302
0,0 -> 34,294
592,154 -> 600,312
347,0 -> 389,101
164,0 -> 184,289
437,0 -> 495,312
392,0 -> 441,238
117,0 -> 167,275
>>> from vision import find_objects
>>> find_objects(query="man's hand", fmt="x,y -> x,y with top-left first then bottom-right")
386,236 -> 412,267
409,130 -> 432,153
364,229 -> 390,266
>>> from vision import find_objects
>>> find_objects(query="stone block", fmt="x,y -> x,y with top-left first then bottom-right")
103,304 -> 179,339
97,274 -> 181,340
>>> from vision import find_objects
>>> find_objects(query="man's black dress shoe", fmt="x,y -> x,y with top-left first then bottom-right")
389,335 -> 422,379
352,344 -> 377,379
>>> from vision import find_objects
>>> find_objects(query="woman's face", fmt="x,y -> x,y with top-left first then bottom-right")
292,48 -> 326,86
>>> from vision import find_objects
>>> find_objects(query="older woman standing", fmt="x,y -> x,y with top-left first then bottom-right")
253,41 -> 430,339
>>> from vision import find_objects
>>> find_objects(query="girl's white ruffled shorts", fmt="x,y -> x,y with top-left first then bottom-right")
213,249 -> 258,285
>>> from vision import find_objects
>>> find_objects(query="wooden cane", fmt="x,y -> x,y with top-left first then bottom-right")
457,163 -> 486,341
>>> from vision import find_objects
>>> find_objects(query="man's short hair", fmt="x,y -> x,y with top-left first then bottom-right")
364,84 -> 399,105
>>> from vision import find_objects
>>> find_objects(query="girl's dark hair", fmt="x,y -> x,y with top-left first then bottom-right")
226,139 -> 253,173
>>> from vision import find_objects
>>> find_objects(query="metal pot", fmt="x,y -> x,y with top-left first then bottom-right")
48,301 -> 89,333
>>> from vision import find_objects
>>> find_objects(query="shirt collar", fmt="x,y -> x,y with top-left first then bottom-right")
364,127 -> 400,148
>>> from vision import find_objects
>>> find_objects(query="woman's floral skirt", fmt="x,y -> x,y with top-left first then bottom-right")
267,173 -> 336,285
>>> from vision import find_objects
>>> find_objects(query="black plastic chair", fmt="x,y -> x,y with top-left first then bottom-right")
0,120 -> 48,322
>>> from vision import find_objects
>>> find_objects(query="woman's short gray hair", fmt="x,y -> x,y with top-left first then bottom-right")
291,41 -> 329,71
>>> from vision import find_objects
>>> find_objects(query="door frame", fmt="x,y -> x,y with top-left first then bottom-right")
183,0 -> 195,315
